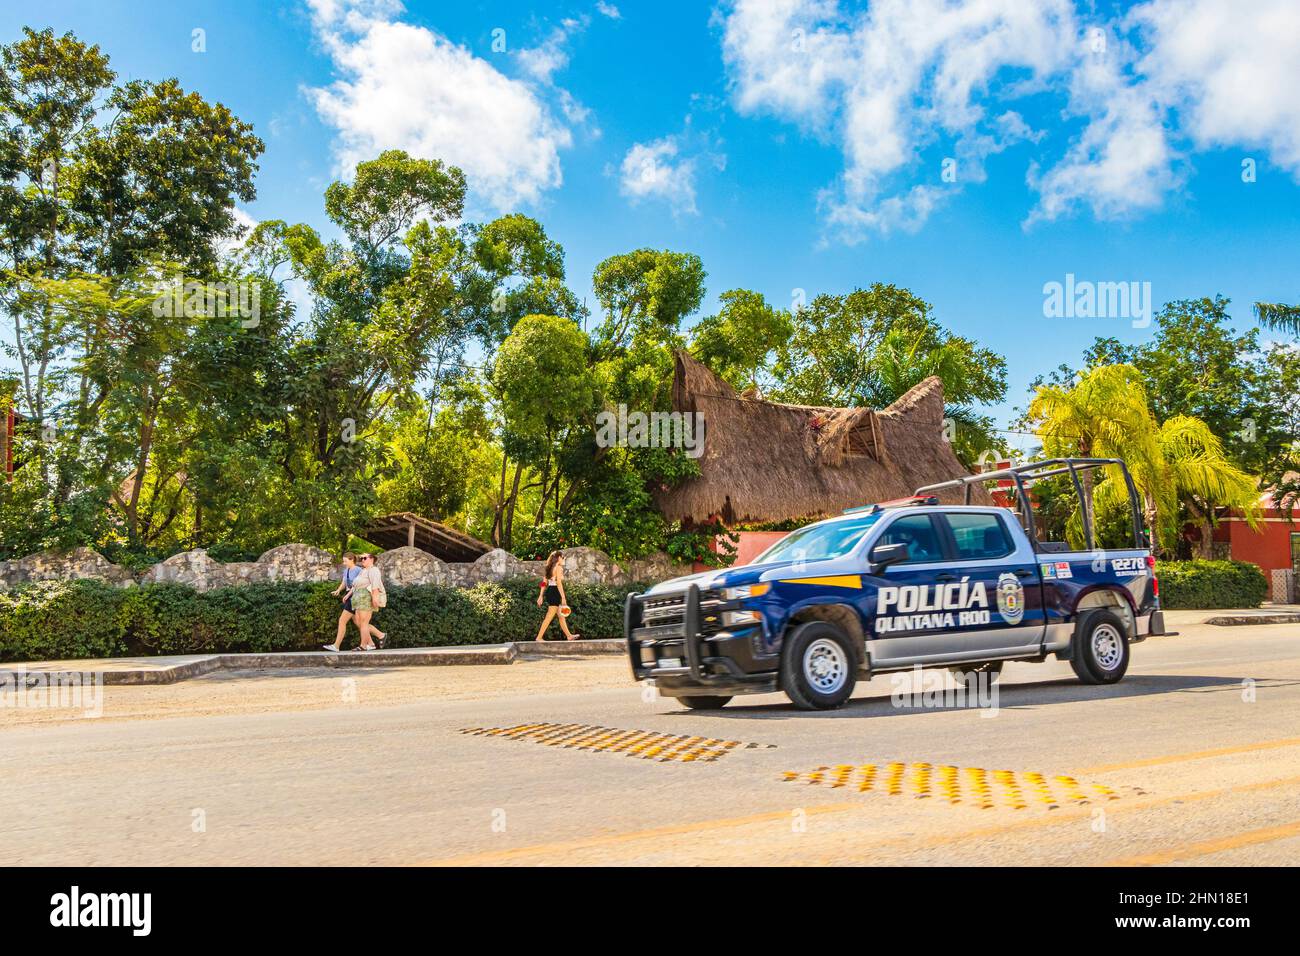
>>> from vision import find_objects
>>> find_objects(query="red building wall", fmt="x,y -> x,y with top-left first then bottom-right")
1212,515 -> 1295,572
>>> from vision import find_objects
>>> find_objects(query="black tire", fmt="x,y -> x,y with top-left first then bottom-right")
677,695 -> 732,710
947,660 -> 1003,685
1070,609 -> 1131,684
780,621 -> 858,710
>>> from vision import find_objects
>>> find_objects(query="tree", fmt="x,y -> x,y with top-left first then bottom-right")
591,248 -> 705,354
1254,300 -> 1300,337
771,284 -> 1007,464
1028,364 -> 1260,557
490,313 -> 599,548
0,28 -> 265,556
688,288 -> 792,393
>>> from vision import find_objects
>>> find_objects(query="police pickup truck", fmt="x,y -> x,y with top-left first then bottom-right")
626,458 -> 1166,710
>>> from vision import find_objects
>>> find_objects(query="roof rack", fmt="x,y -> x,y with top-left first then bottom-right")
913,457 -> 1146,552
843,495 -> 938,515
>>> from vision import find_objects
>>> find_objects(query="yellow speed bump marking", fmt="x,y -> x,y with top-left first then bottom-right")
783,760 -> 1140,810
460,723 -> 775,763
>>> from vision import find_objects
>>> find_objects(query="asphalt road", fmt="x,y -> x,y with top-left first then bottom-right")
3,616 -> 1299,866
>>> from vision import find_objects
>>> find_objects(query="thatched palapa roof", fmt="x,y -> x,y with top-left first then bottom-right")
655,352 -> 988,525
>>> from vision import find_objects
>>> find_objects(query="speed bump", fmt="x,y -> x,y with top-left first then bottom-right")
465,723 -> 774,764
460,722 -> 775,763
782,760 -> 1137,810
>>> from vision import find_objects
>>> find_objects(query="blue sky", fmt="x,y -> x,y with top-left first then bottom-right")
6,0 -> 1300,442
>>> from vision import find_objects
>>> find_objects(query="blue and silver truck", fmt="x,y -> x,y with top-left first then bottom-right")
625,458 -> 1166,710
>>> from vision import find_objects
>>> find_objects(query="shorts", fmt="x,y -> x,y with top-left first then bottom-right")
352,588 -> 373,613
544,585 -> 562,607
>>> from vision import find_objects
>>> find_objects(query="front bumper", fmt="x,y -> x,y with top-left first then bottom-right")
625,585 -> 778,697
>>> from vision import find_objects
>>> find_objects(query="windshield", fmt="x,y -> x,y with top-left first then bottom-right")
753,514 -> 882,564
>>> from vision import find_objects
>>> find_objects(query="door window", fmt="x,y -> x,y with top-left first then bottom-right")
878,514 -> 945,564
946,513 -> 1014,561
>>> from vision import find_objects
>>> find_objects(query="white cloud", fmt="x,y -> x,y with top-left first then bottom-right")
722,0 -> 1085,239
1132,0 -> 1300,175
595,2 -> 621,20
721,0 -> 1300,239
306,0 -> 573,211
619,137 -> 699,214
516,16 -> 587,84
1027,40 -> 1179,225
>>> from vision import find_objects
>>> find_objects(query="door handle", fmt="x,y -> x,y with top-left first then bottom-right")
1014,569 -> 1034,579
935,573 -> 957,582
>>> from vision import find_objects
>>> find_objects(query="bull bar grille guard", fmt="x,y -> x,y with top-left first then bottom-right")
627,584 -> 762,686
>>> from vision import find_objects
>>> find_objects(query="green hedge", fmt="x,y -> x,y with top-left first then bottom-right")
1155,559 -> 1268,610
0,578 -> 640,663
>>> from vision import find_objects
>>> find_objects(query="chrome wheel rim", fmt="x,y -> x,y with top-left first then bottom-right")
1092,623 -> 1123,671
804,638 -> 848,695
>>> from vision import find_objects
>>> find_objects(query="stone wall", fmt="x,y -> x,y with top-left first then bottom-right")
0,544 -> 691,592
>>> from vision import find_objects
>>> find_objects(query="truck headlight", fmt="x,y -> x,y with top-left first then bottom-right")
722,583 -> 769,600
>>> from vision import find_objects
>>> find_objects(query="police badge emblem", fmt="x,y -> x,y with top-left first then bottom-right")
996,572 -> 1025,625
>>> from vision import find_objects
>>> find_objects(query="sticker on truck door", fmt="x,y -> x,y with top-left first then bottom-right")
996,573 -> 1025,625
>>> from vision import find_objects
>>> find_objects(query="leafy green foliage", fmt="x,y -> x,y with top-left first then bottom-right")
0,579 -> 128,661
0,578 -> 644,662
1156,560 -> 1268,609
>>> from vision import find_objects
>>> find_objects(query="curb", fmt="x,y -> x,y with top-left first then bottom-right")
0,639 -> 626,687
1203,613 -> 1300,626
516,639 -> 626,656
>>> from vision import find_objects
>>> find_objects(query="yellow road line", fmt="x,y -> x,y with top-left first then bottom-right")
1075,736 -> 1300,774
1104,819 -> 1300,866
415,773 -> 1300,867
415,804 -> 859,867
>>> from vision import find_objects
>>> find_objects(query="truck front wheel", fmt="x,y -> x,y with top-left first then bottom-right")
1070,610 -> 1131,684
781,621 -> 858,710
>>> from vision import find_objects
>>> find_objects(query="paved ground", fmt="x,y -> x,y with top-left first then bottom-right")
2,611 -> 1298,866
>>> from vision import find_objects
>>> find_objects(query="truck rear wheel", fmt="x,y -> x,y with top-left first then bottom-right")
781,621 -> 858,710
1071,610 -> 1130,684
677,695 -> 732,710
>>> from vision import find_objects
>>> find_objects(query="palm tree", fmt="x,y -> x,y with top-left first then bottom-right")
1028,364 -> 1261,556
1027,364 -> 1164,545
1157,416 -> 1261,557
1254,301 -> 1300,337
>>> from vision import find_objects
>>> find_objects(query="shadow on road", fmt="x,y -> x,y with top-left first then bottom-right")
663,674 -> 1300,721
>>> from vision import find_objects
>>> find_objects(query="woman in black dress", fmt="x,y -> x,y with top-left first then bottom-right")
535,551 -> 580,642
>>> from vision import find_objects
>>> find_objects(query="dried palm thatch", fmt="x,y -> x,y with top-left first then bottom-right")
655,351 -> 988,525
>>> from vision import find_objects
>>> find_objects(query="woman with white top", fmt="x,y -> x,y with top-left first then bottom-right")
346,552 -> 388,650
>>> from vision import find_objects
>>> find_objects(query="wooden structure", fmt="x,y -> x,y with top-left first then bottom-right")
360,513 -> 492,562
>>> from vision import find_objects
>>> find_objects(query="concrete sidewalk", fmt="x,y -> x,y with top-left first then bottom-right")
3,605 -> 1291,688
0,639 -> 627,686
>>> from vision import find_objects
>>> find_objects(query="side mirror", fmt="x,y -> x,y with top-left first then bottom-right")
869,542 -> 909,572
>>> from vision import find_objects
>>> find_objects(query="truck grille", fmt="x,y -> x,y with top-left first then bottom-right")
637,588 -> 723,636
